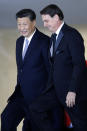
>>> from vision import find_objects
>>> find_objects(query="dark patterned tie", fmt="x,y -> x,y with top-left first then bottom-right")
51,33 -> 57,55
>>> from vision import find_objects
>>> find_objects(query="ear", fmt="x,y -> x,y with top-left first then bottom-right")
33,20 -> 36,26
53,14 -> 59,21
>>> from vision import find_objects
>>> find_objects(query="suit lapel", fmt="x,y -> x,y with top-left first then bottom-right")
55,30 -> 64,52
54,24 -> 69,53
49,30 -> 64,57
23,29 -> 39,62
18,37 -> 24,65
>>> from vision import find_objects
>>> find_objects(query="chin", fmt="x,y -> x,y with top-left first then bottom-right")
48,28 -> 54,32
22,34 -> 28,37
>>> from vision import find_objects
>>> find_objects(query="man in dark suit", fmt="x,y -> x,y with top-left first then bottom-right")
1,8 -> 62,131
29,4 -> 87,131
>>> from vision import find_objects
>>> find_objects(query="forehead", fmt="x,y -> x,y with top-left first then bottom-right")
42,14 -> 52,20
17,17 -> 31,23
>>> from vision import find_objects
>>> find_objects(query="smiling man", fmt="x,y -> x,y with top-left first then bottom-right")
1,8 -> 51,131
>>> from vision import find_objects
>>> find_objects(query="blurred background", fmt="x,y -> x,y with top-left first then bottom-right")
0,0 -> 87,130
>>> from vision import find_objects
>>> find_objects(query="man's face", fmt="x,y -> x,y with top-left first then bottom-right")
17,17 -> 35,38
41,14 -> 59,33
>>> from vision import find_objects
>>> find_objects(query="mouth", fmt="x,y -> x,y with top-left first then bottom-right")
21,31 -> 27,34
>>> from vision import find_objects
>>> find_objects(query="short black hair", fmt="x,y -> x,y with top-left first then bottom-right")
40,4 -> 64,20
16,9 -> 36,21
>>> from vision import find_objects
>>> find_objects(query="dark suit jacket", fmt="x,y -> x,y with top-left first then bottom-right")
50,24 -> 87,104
9,28 -> 50,104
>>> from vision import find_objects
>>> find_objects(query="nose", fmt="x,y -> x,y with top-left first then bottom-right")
44,22 -> 47,27
20,25 -> 25,30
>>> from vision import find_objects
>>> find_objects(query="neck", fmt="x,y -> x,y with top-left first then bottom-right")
26,27 -> 36,38
54,20 -> 63,33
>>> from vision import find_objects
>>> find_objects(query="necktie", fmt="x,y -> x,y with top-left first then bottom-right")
51,33 -> 57,55
22,39 -> 29,60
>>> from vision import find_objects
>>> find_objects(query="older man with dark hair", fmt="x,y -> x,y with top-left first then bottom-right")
1,8 -> 53,131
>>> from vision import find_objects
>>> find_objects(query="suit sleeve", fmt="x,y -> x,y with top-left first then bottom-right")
68,30 -> 86,93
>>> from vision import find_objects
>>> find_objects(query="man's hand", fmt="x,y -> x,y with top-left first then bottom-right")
66,92 -> 76,108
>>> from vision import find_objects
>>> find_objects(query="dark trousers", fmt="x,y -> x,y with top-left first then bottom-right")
29,88 -> 64,131
22,117 -> 38,131
1,94 -> 63,131
22,107 -> 64,131
29,87 -> 87,131
1,96 -> 38,131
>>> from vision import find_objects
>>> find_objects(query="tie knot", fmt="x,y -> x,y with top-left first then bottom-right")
51,33 -> 57,39
51,33 -> 57,43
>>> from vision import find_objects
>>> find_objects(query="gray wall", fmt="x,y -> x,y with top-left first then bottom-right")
0,0 -> 87,28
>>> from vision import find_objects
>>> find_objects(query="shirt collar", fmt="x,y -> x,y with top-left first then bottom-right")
55,21 -> 64,39
25,29 -> 36,45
